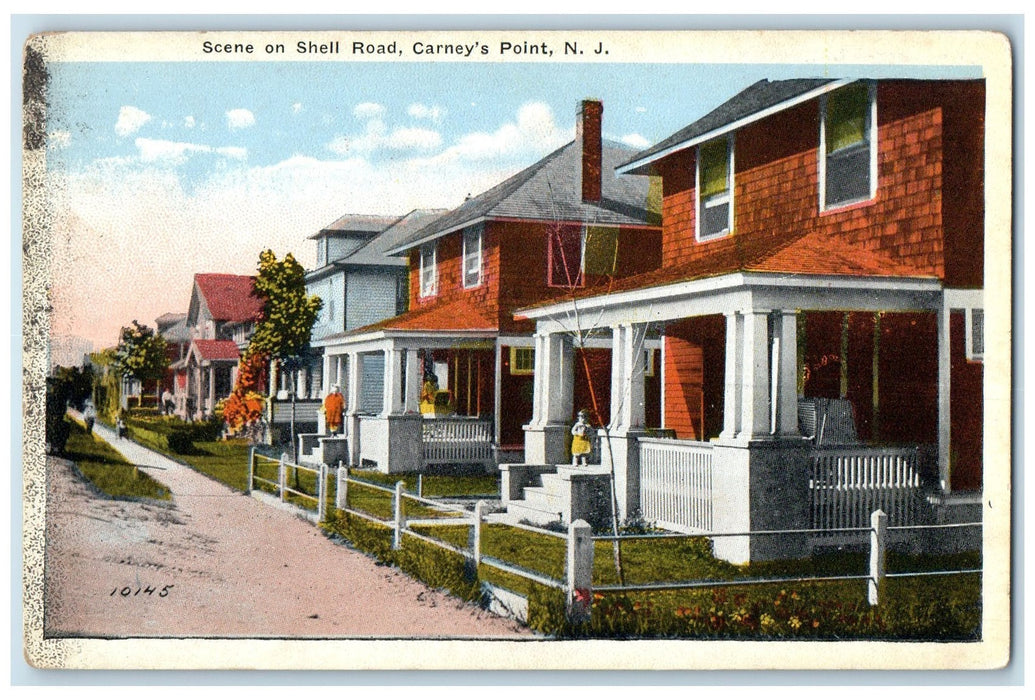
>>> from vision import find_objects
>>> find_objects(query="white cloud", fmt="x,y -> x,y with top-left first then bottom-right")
327,117 -> 441,156
216,146 -> 248,160
430,101 -> 568,163
619,133 -> 650,149
353,102 -> 385,119
408,103 -> 444,122
226,108 -> 256,130
184,116 -> 196,128
635,106 -> 647,113
292,103 -> 303,114
133,137 -> 247,164
49,130 -> 71,149
115,106 -> 152,137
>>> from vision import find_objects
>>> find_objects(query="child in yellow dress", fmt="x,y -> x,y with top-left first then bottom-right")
571,409 -> 593,466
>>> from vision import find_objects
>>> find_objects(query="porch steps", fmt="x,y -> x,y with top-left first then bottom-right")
503,464 -> 612,528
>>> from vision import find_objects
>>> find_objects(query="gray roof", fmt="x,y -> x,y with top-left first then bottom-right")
341,209 -> 449,267
308,213 -> 401,240
619,79 -> 838,175
385,139 -> 657,255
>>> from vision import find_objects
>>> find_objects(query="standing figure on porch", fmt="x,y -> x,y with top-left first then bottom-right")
571,409 -> 593,466
323,385 -> 344,434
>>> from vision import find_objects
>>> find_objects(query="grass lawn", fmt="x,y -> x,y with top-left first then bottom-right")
348,468 -> 498,498
63,419 -> 171,501
173,439 -> 254,492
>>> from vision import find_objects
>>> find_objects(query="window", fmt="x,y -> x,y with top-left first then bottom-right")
462,225 -> 483,288
509,346 -> 535,375
696,135 -> 734,240
966,308 -> 984,362
643,348 -> 656,377
548,226 -> 585,287
419,242 -> 437,298
821,82 -> 876,210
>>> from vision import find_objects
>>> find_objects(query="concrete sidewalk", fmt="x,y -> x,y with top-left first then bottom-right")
44,416 -> 533,640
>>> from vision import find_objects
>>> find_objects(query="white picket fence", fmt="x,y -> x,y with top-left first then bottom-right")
809,447 -> 923,544
422,417 -> 494,466
639,437 -> 715,533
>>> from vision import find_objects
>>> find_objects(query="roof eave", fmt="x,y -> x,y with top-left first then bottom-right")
615,79 -> 849,176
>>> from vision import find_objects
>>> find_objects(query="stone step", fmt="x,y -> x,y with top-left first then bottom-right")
520,485 -> 564,512
504,500 -> 564,527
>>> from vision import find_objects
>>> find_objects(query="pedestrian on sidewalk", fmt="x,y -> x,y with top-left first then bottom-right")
82,401 -> 97,435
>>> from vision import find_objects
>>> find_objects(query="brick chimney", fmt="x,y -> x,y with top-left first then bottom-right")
577,99 -> 603,203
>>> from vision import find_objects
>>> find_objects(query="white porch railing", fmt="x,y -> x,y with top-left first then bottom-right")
422,417 -> 494,466
639,437 -> 714,533
809,446 -> 923,543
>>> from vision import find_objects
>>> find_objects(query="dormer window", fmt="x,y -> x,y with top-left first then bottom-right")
820,82 -> 877,211
462,225 -> 483,289
419,242 -> 437,298
696,135 -> 734,241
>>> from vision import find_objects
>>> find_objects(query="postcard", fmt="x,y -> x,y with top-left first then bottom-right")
21,27 -> 1012,671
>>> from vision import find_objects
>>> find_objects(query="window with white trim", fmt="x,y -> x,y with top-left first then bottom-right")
462,225 -> 483,288
548,226 -> 585,287
696,135 -> 734,240
419,242 -> 437,298
966,308 -> 984,361
820,82 -> 877,211
509,346 -> 534,375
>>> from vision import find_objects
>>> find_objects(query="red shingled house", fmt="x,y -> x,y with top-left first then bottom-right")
314,100 -> 663,472
171,273 -> 263,420
511,79 -> 985,562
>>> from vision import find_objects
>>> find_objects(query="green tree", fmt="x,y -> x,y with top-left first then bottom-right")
247,250 -> 323,453
114,320 -> 169,406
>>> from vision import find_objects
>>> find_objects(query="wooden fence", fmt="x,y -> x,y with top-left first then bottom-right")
639,437 -> 715,534
422,417 -> 494,466
809,446 -> 923,544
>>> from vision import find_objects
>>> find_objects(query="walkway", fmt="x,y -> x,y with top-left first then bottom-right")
43,419 -> 533,639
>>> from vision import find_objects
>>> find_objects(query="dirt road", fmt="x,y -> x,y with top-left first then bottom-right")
43,422 -> 533,640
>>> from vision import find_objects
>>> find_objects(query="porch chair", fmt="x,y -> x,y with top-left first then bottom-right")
797,397 -> 859,446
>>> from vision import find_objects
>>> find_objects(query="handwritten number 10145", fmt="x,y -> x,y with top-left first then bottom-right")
110,585 -> 174,597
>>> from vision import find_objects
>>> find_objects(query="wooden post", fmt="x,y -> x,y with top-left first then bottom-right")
566,519 -> 594,625
474,500 -> 486,567
317,463 -> 328,522
278,453 -> 287,502
336,461 -> 348,510
417,473 -> 424,498
869,509 -> 887,606
393,480 -> 406,550
247,446 -> 255,493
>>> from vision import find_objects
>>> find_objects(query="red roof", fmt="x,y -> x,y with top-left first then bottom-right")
520,229 -> 932,315
191,339 -> 241,362
339,297 -> 498,338
195,274 -> 263,323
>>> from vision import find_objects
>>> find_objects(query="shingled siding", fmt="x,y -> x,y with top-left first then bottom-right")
346,270 -> 402,331
407,219 -> 661,336
656,81 -> 984,284
663,316 -> 725,441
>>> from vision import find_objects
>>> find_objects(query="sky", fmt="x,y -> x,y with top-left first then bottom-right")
39,56 -> 982,354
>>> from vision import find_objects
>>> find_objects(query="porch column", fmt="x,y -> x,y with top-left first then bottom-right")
524,330 -> 574,465
938,301 -> 951,491
739,309 -> 772,441
346,353 -> 363,466
383,346 -> 405,416
493,341 -> 503,449
609,323 -> 647,432
774,310 -> 801,437
207,365 -> 216,417
403,348 -> 421,414
720,311 -> 743,441
603,322 -> 648,522
319,353 -> 332,433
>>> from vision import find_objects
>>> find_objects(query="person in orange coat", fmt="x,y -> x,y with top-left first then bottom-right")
323,385 -> 345,434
